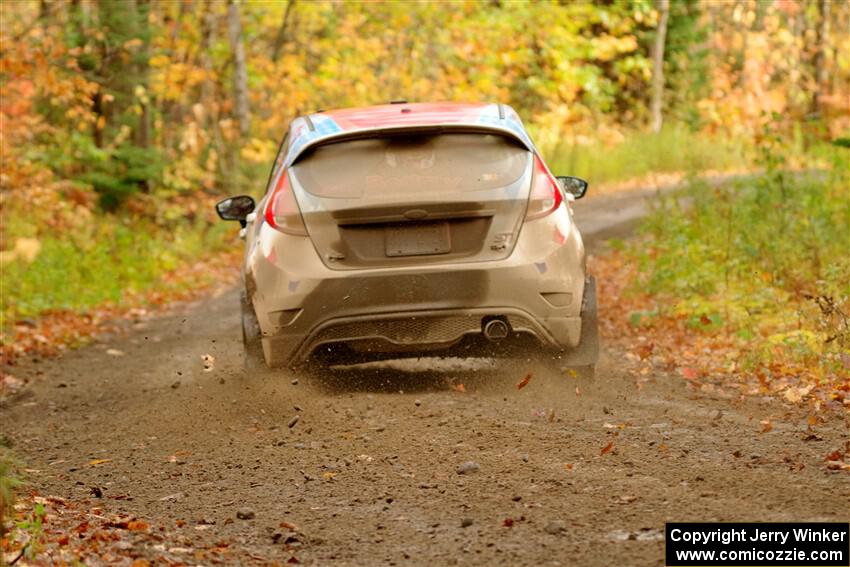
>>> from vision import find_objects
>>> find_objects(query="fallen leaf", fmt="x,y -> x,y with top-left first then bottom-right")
637,342 -> 654,360
564,463 -> 574,472
502,518 -> 514,527
516,372 -> 533,390
618,495 -> 637,504
575,386 -> 581,397
1,374 -> 24,391
759,419 -> 773,433
825,449 -> 845,462
826,461 -> 850,471
453,383 -> 466,393
783,387 -> 806,404
127,519 -> 149,531
88,459 -> 112,466
321,472 -> 337,480
600,441 -> 615,456
105,349 -> 125,357
680,367 -> 698,380
567,369 -> 578,379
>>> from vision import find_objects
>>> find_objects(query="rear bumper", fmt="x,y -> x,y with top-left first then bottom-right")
248,207 -> 587,367
264,307 -> 582,366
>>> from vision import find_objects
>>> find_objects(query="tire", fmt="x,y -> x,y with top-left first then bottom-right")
573,275 -> 600,367
241,292 -> 265,370
551,276 -> 599,375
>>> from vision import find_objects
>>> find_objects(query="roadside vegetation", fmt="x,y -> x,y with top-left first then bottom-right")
548,126 -> 754,187
597,134 -> 850,408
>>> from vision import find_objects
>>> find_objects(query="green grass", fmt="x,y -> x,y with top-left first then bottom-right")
627,138 -> 850,371
1,216 -> 232,329
546,126 -> 754,185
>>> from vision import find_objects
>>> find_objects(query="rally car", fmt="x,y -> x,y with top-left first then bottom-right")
216,102 -> 598,369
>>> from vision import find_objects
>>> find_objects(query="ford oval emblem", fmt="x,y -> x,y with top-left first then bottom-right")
403,209 -> 428,220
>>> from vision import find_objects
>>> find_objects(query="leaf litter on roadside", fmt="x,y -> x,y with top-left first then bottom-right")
588,251 -> 850,412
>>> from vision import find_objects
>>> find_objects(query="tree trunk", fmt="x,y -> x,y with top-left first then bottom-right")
201,2 -> 229,177
134,0 -> 152,152
270,0 -> 295,62
200,3 -> 217,122
811,0 -> 829,116
227,0 -> 251,138
650,0 -> 670,133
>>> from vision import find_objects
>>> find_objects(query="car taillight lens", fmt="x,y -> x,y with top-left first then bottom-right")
525,155 -> 563,220
265,170 -> 308,235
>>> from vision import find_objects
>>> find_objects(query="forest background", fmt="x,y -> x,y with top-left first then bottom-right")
0,0 -> 848,394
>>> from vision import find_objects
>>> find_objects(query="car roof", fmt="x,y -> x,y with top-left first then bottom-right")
283,102 -> 535,166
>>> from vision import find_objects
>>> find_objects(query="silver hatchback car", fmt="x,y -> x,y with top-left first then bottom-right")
216,102 -> 598,370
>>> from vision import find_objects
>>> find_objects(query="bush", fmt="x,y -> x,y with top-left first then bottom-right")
630,134 -> 850,374
79,144 -> 163,211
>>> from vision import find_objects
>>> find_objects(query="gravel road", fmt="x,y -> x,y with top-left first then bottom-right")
2,188 -> 847,565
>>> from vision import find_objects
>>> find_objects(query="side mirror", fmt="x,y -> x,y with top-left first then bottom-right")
556,176 -> 589,199
215,195 -> 255,227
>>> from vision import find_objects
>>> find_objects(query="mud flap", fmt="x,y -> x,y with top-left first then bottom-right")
241,292 -> 266,370
561,275 -> 599,369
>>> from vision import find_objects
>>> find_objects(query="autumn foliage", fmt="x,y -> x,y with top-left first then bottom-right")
0,1 -> 848,386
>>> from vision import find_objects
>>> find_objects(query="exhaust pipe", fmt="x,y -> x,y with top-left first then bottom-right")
483,318 -> 510,341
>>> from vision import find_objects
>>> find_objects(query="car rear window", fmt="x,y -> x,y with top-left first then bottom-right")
290,133 -> 529,199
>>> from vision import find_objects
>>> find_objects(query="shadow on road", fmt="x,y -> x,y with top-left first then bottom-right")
297,356 -> 509,395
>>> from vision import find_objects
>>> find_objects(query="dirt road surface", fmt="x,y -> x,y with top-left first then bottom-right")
3,189 -> 848,565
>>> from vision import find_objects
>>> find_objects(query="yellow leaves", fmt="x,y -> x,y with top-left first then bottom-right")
88,459 -> 112,466
591,34 -> 639,61
149,54 -> 170,68
240,138 -> 276,164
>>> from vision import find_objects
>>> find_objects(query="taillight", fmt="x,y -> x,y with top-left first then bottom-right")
265,170 -> 308,235
525,155 -> 562,220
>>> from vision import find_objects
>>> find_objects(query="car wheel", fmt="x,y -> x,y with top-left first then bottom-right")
546,276 -> 599,379
241,293 -> 265,370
